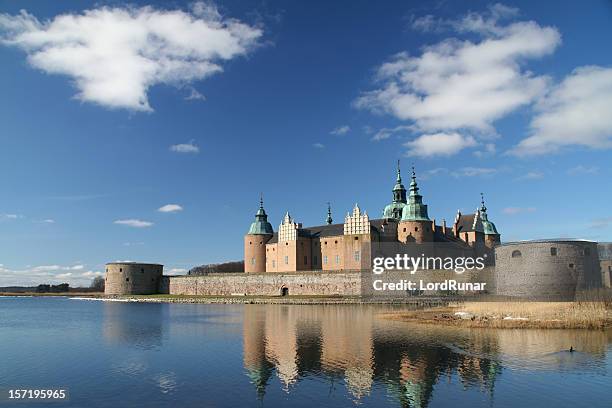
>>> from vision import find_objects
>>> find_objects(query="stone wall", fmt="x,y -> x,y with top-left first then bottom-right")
161,266 -> 495,297
105,263 -> 163,295
162,271 -> 362,296
495,241 -> 601,299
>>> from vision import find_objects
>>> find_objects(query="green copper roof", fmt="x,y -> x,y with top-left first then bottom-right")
401,167 -> 430,221
383,160 -> 408,220
479,193 -> 499,235
248,196 -> 274,235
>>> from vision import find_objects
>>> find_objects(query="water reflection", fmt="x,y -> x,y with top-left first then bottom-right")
242,305 -> 610,407
102,302 -> 166,349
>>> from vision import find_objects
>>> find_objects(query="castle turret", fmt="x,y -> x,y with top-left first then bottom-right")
382,160 -> 408,221
479,193 -> 500,249
245,196 -> 274,273
398,167 -> 433,243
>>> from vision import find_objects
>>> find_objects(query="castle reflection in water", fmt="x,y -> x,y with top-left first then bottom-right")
102,303 -> 610,408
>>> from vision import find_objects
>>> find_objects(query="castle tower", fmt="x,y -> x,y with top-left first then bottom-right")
244,196 -> 274,273
398,167 -> 433,243
382,160 -> 408,221
479,193 -> 501,249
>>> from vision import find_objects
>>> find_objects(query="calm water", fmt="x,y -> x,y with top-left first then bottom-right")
1,297 -> 611,407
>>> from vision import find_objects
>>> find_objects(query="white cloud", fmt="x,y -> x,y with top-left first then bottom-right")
511,66 -> 612,155
0,2 -> 262,111
451,167 -> 497,177
567,165 -> 599,175
473,143 -> 496,158
330,125 -> 350,135
0,263 -> 105,287
114,219 -> 153,228
371,125 -> 411,141
404,132 -> 476,157
313,143 -> 325,149
158,204 -> 183,213
170,141 -> 200,153
42,219 -> 55,223
515,171 -> 544,180
356,9 -> 560,136
1,213 -> 23,220
185,87 -> 206,101
502,207 -> 536,215
168,268 -> 188,274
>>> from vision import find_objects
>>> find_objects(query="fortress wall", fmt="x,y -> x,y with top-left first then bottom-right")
105,263 -> 163,295
161,266 -> 495,297
165,271 -> 363,297
495,241 -> 601,299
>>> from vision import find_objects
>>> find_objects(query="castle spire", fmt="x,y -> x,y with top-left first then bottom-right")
401,166 -> 430,221
326,202 -> 333,225
480,192 -> 487,212
383,160 -> 408,220
478,192 -> 499,235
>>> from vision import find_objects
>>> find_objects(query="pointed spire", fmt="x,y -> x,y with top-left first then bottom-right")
480,192 -> 487,212
409,165 -> 419,196
396,159 -> 402,183
260,192 -> 264,209
326,202 -> 333,225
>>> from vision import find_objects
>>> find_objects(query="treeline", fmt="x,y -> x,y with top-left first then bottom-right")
0,276 -> 105,293
188,260 -> 244,275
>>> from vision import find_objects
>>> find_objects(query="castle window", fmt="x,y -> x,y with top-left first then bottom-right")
415,227 -> 419,232
354,251 -> 360,261
335,255 -> 340,265
550,247 -> 557,256
249,241 -> 252,245
324,241 -> 327,245
286,242 -> 288,246
334,240 -> 338,244
323,256 -> 328,265
125,278 -> 129,282
259,241 -> 263,245
251,258 -> 256,265
569,263 -> 575,268
141,268 -> 144,273
120,268 -> 123,272
284,256 -> 289,265
304,256 -> 308,264
354,236 -> 359,241
511,250 -> 522,258
403,228 -> 406,232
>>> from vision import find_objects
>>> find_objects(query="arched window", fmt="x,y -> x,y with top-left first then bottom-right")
511,250 -> 522,258
550,247 -> 557,256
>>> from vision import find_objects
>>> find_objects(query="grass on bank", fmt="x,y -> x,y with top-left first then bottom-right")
383,301 -> 611,329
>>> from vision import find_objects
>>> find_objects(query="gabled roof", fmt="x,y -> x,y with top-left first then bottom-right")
455,213 -> 484,234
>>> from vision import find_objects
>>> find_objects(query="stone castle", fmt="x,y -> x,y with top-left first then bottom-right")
104,161 -> 610,299
245,162 -> 500,274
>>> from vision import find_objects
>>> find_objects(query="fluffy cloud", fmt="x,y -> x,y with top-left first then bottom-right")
114,219 -> 153,228
158,204 -> 183,213
170,141 -> 200,153
357,6 -> 560,157
404,132 -> 476,157
502,207 -> 536,215
330,125 -> 350,135
511,66 -> 612,155
0,263 -> 99,287
313,143 -> 325,149
451,167 -> 497,177
567,165 -> 598,175
0,3 -> 262,111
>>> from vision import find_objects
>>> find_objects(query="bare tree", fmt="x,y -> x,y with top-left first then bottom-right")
90,276 -> 105,292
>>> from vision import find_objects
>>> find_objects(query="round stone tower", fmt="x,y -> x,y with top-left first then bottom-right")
104,262 -> 163,295
398,167 -> 433,243
244,196 -> 274,273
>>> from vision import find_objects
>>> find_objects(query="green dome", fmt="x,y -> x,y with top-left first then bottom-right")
248,197 -> 273,235
383,202 -> 407,220
479,194 -> 499,235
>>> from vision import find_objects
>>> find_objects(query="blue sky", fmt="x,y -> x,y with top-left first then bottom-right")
1,0 -> 611,286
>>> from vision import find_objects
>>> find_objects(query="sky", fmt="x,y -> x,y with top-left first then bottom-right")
1,0 -> 611,286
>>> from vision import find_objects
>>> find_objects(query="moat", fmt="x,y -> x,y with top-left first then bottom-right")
2,297 -> 611,408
